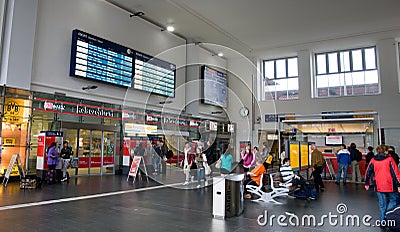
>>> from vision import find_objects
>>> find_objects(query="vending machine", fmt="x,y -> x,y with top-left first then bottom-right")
36,131 -> 63,171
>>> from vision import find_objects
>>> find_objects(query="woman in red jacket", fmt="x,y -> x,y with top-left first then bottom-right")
365,145 -> 400,223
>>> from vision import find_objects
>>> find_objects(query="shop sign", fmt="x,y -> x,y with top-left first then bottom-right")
228,124 -> 235,133
125,123 -> 157,134
3,138 -> 15,146
3,98 -> 24,123
122,111 -> 135,120
77,106 -> 114,117
163,117 -> 188,126
190,120 -> 201,127
44,101 -> 66,112
146,114 -> 161,122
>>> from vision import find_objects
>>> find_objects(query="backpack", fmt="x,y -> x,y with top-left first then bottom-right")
355,149 -> 362,162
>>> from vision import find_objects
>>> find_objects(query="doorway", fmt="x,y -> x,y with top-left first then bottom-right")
61,123 -> 118,176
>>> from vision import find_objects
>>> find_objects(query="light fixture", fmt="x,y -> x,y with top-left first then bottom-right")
166,25 -> 175,32
159,100 -> 173,104
211,111 -> 223,114
217,52 -> 224,57
82,85 -> 98,90
130,11 -> 145,17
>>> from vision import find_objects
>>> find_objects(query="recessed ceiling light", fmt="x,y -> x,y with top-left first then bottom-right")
217,52 -> 224,57
166,25 -> 175,32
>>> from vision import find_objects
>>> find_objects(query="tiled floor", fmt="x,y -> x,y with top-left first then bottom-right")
0,168 -> 389,232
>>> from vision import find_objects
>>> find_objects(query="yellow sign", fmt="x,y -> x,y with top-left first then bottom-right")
3,138 -> 15,146
300,143 -> 309,167
3,98 -> 24,123
289,143 -> 300,169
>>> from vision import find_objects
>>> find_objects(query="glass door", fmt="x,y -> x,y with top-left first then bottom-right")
102,131 -> 116,174
90,130 -> 102,175
78,129 -> 91,175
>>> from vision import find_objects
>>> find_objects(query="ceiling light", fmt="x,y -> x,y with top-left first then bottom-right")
166,25 -> 175,32
82,85 -> 98,90
217,52 -> 224,57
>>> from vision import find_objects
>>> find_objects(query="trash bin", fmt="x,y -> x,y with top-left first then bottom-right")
213,174 -> 244,219
225,174 -> 244,217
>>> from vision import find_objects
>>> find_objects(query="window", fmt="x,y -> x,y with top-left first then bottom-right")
314,47 -> 379,98
263,57 -> 299,100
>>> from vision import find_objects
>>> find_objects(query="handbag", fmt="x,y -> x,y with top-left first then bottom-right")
215,158 -> 222,169
204,162 -> 211,175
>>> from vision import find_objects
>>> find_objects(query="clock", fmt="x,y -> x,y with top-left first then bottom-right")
239,107 -> 249,117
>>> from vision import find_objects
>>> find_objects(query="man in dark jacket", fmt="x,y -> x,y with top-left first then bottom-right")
365,145 -> 400,223
155,140 -> 168,174
349,143 -> 362,183
388,146 -> 399,166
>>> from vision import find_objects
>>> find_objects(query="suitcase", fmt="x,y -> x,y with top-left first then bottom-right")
45,169 -> 56,184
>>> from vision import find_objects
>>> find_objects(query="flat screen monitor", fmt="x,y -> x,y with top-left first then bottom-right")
133,51 -> 175,97
70,29 -> 176,97
70,29 -> 134,87
325,135 -> 343,146
201,66 -> 228,108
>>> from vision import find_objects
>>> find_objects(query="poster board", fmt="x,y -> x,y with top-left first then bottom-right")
127,156 -> 148,183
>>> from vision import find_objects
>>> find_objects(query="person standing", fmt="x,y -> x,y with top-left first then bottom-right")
194,148 -> 207,188
335,144 -> 351,185
241,144 -> 255,172
310,144 -> 325,192
365,145 -> 400,223
181,142 -> 192,185
155,140 -> 168,174
220,147 -> 233,175
349,143 -> 362,183
388,146 -> 399,166
253,146 -> 263,165
60,141 -> 73,182
46,142 -> 58,184
365,146 -> 374,169
152,142 -> 160,174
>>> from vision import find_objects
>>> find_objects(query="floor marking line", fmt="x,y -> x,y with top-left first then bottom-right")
0,182 -> 181,211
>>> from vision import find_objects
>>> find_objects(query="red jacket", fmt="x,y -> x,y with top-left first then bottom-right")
365,154 -> 400,192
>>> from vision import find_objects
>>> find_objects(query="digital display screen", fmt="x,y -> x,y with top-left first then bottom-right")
134,51 -> 175,97
70,29 -> 176,97
70,30 -> 134,87
202,66 -> 228,108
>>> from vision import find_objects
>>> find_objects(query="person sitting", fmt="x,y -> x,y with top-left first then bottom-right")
243,160 -> 268,199
280,158 -> 315,200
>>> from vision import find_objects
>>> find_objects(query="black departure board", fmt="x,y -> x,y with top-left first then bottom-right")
70,30 -> 134,87
70,29 -> 176,97
134,51 -> 175,97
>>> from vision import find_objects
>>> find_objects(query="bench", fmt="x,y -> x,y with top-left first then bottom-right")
246,173 -> 293,204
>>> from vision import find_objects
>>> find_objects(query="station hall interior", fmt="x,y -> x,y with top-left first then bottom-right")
1,0 -> 400,231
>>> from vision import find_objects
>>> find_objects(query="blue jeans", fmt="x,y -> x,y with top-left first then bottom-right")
336,163 -> 349,183
197,168 -> 205,185
376,191 -> 397,221
153,156 -> 160,172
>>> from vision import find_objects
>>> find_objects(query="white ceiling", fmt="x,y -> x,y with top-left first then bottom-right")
106,0 -> 400,58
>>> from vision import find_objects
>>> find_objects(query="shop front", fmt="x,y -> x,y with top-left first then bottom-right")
31,92 -> 122,177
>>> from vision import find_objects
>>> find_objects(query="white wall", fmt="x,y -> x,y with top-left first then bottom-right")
31,0 -> 186,113
1,0 -> 38,89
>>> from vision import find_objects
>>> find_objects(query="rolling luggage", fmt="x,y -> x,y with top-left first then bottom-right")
45,169 -> 56,184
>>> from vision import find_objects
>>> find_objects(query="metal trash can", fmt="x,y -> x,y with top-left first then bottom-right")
225,174 -> 244,217
213,174 -> 244,219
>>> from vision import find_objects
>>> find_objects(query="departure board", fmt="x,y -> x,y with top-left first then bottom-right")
202,66 -> 228,108
70,30 -> 176,97
70,30 -> 134,87
134,51 -> 176,97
